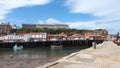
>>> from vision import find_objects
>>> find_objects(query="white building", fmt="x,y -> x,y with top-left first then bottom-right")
0,32 -> 47,42
29,33 -> 47,41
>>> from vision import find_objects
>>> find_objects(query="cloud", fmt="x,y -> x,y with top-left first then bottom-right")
38,18 -> 62,24
65,0 -> 120,16
46,18 -> 62,24
64,0 -> 120,34
38,20 -> 44,24
64,0 -> 120,22
0,0 -> 52,20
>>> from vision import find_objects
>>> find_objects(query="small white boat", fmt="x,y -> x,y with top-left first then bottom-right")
13,45 -> 23,51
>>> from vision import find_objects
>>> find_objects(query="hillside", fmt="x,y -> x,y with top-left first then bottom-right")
11,28 -> 108,37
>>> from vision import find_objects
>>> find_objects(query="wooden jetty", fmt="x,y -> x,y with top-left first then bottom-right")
0,40 -> 103,48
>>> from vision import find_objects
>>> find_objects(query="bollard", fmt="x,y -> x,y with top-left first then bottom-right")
92,42 -> 96,49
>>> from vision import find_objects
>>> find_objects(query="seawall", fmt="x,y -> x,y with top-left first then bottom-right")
0,40 -> 103,48
37,41 -> 120,68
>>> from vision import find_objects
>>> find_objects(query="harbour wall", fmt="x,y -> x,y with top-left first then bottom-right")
0,40 -> 103,48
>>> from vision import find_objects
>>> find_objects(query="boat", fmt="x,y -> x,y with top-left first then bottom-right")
13,44 -> 23,51
51,45 -> 62,49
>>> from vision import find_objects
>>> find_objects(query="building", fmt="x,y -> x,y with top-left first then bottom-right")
0,34 -> 23,42
68,34 -> 85,40
48,34 -> 67,41
0,22 -> 12,34
22,24 -> 69,29
28,32 -> 47,41
0,32 -> 47,42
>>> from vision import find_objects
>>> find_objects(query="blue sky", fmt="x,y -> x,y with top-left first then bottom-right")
0,0 -> 120,34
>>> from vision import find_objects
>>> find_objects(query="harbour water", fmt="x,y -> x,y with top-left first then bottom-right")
0,46 -> 87,68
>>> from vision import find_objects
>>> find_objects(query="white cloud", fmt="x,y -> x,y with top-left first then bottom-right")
38,18 -> 62,24
65,0 -> 120,21
38,20 -> 44,24
46,18 -> 62,24
0,0 -> 51,20
65,0 -> 120,17
65,0 -> 120,23
64,0 -> 120,34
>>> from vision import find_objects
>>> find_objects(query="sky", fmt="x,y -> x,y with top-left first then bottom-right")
0,0 -> 120,34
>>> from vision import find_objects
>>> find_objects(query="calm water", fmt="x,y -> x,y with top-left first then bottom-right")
0,46 -> 86,68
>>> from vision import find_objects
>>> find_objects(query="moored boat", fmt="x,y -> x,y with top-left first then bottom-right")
13,45 -> 23,51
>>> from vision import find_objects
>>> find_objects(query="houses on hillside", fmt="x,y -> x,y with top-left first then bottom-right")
0,22 -> 105,42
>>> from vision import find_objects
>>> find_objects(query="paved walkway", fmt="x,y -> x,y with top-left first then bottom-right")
36,41 -> 120,68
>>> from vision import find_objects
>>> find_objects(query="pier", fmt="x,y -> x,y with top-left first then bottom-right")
37,41 -> 120,68
0,40 -> 103,48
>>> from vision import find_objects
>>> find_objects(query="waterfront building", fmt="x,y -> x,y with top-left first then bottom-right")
85,32 -> 104,40
48,34 -> 67,41
68,34 -> 85,40
0,34 -> 23,42
28,32 -> 47,41
0,32 -> 47,42
22,24 -> 69,29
